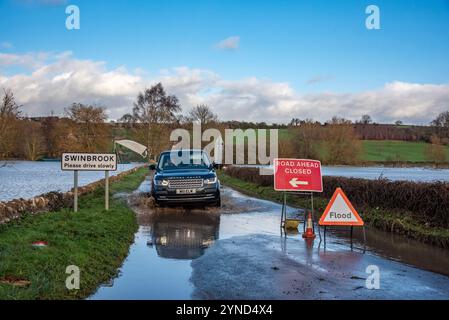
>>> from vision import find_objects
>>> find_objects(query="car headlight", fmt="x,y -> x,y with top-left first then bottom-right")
204,177 -> 217,184
155,179 -> 169,186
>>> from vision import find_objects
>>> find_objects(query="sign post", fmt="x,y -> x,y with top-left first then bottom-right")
74,170 -> 78,212
62,153 -> 117,212
105,171 -> 109,211
274,158 -> 323,240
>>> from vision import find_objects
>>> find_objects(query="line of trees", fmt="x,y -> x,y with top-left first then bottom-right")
280,117 -> 361,165
290,112 -> 449,144
0,83 -> 224,161
1,83 -> 448,164
0,89 -> 111,160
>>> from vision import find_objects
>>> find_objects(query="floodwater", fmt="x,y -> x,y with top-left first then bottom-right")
0,161 -> 139,201
2,162 -> 447,202
322,166 -> 449,182
242,164 -> 449,182
90,177 -> 449,300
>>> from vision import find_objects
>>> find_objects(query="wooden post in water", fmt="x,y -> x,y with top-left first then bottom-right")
74,170 -> 78,212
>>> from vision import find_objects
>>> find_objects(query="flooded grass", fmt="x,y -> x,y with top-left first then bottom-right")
0,168 -> 147,299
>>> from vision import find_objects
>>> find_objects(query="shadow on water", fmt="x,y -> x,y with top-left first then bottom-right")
147,212 -> 220,260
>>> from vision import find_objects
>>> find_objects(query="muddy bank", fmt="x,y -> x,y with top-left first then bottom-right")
191,234 -> 449,300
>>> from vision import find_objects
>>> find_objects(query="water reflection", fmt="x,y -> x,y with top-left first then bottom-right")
148,212 -> 220,260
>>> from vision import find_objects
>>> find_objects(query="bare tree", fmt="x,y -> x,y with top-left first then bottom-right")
64,103 -> 110,152
131,83 -> 181,158
324,117 -> 361,164
425,135 -> 448,164
358,114 -> 372,125
119,113 -> 135,129
327,116 -> 353,125
289,118 -> 301,126
431,111 -> 449,128
0,89 -> 21,159
21,121 -> 46,160
290,119 -> 321,159
188,105 -> 218,124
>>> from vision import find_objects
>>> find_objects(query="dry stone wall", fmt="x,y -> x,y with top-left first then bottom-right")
0,166 -> 143,225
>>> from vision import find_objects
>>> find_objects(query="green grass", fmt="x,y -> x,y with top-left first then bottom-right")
279,127 -> 449,164
0,167 -> 147,300
361,140 -> 449,162
218,171 -> 449,248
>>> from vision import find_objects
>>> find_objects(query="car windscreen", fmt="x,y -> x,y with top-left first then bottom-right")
157,151 -> 211,170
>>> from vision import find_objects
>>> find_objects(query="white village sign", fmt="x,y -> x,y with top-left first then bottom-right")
62,153 -> 117,212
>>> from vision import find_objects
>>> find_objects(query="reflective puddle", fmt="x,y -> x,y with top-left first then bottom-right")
90,177 -> 449,299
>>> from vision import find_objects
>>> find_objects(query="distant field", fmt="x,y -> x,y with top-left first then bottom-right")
113,128 -> 449,164
361,140 -> 449,162
279,127 -> 449,163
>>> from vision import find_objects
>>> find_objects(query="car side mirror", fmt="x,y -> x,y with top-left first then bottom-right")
212,162 -> 220,170
149,164 -> 156,170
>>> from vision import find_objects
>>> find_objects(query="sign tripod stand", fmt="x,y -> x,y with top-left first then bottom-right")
322,225 -> 367,252
280,191 -> 322,242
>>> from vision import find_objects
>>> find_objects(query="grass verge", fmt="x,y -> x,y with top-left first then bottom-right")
218,171 -> 449,248
0,167 -> 147,300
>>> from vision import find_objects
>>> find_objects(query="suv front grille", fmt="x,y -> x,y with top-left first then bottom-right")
168,178 -> 204,189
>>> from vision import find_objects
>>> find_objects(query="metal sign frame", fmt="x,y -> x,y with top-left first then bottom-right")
279,191 -> 322,242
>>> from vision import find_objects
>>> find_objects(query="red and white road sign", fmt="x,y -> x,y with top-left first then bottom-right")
273,158 -> 323,192
319,188 -> 364,226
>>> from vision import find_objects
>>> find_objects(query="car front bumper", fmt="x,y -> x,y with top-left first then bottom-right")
152,185 -> 220,204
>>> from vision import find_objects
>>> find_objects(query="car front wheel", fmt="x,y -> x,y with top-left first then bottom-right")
213,196 -> 221,208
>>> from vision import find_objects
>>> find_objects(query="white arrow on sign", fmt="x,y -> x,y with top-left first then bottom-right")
289,178 -> 309,188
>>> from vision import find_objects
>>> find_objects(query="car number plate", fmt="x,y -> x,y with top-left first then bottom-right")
176,189 -> 197,194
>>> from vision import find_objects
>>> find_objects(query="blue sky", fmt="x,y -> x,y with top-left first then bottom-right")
1,0 -> 449,123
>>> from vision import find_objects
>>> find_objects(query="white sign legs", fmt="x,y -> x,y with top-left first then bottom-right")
105,171 -> 109,211
74,170 -> 78,212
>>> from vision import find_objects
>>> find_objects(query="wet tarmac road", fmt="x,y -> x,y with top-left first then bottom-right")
89,176 -> 449,300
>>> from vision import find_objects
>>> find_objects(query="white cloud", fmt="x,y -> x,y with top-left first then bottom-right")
1,42 -> 13,49
0,51 -> 51,69
0,51 -> 448,124
216,36 -> 240,51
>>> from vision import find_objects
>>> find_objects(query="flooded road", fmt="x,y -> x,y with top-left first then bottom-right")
241,164 -> 449,182
90,176 -> 449,300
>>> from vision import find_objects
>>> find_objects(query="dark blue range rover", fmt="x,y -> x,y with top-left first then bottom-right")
150,149 -> 221,207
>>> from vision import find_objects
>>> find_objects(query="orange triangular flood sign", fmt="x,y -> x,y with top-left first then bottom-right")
319,188 -> 364,226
